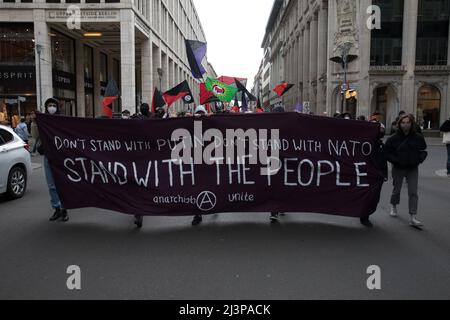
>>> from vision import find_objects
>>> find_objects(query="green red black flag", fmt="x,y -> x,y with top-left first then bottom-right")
200,83 -> 219,105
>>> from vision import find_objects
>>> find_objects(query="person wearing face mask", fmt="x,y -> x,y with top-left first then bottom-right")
121,110 -> 131,119
37,98 -> 69,223
384,114 -> 427,228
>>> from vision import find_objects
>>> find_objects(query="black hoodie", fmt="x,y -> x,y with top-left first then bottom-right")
384,130 -> 427,169
440,119 -> 450,133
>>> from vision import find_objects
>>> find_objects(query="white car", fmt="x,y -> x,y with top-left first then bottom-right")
0,124 -> 32,199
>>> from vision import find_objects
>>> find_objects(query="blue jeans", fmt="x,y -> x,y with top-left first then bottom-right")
447,144 -> 450,175
44,157 -> 62,209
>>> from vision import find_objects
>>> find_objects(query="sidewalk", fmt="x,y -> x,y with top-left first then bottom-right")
426,137 -> 445,147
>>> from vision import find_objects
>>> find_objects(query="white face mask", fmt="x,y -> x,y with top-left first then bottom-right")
48,106 -> 57,115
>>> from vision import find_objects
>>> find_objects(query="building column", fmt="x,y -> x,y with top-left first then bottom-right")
401,0 -> 419,115
281,47 -> 288,106
120,10 -> 136,113
297,33 -> 304,103
448,14 -> 450,65
152,44 -> 161,91
293,37 -> 299,105
33,11 -> 53,111
93,47 -> 101,117
309,15 -> 319,113
303,26 -> 310,105
357,0 -> 373,118
326,0 -> 337,115
75,40 -> 85,117
317,3 -> 328,115
161,51 -> 169,91
141,34 -> 154,105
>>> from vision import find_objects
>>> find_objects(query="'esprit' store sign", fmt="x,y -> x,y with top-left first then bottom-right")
53,69 -> 76,91
0,66 -> 35,84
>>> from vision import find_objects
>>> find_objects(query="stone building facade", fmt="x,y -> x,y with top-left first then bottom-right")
260,0 -> 450,134
0,0 -> 214,121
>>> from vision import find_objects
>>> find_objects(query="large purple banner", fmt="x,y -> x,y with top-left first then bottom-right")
36,113 -> 385,218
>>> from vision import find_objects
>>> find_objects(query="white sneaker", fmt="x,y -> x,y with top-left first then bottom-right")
390,205 -> 398,217
410,215 -> 423,228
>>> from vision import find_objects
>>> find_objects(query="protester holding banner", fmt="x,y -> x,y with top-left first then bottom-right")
192,105 -> 207,226
38,98 -> 69,223
270,105 -> 286,223
132,103 -> 153,228
385,114 -> 428,227
132,103 -> 151,120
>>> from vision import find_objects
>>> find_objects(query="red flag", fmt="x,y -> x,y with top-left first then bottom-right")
163,80 -> 193,107
274,82 -> 294,97
218,76 -> 247,86
102,78 -> 120,118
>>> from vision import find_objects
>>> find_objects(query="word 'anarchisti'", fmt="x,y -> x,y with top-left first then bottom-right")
62,156 -> 371,188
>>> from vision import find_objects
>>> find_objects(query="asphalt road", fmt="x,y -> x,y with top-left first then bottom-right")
0,142 -> 449,300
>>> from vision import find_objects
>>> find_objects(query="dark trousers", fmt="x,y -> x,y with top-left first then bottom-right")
447,144 -> 450,175
390,166 -> 419,216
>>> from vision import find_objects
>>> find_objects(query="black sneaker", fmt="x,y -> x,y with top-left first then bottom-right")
60,209 -> 69,222
134,215 -> 143,229
360,217 -> 373,228
49,208 -> 62,221
192,215 -> 202,226
270,212 -> 279,223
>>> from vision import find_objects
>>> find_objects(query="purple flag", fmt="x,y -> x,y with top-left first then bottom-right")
294,102 -> 303,113
185,40 -> 207,79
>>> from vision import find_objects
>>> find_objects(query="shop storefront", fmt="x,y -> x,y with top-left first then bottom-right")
0,23 -> 36,127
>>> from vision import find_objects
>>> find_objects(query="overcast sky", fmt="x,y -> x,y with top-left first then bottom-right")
193,0 -> 274,89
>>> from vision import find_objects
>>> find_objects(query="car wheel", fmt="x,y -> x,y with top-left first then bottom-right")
6,166 -> 27,199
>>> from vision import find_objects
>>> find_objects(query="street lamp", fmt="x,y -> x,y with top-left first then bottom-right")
330,42 -> 358,114
35,44 -> 43,112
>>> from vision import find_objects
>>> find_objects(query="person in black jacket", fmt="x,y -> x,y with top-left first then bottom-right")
38,98 -> 69,222
132,103 -> 152,229
440,117 -> 450,176
384,114 -> 427,228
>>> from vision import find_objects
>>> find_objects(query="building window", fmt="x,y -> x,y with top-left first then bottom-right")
370,0 -> 404,66
416,0 -> 449,65
0,23 -> 35,65
417,85 -> 441,130
0,23 -> 36,121
51,30 -> 76,116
